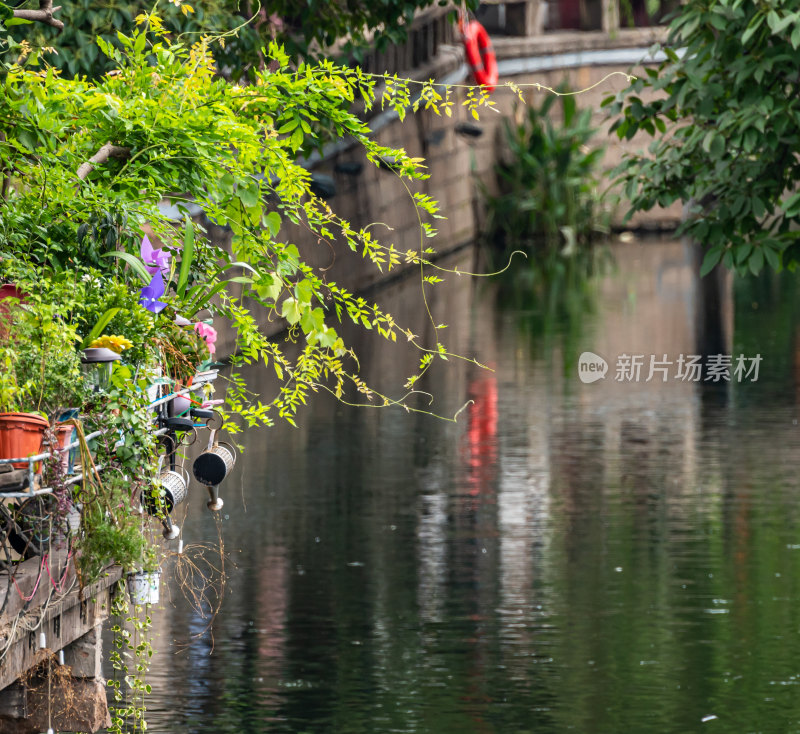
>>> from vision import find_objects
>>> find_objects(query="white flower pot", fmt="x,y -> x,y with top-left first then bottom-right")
127,570 -> 161,606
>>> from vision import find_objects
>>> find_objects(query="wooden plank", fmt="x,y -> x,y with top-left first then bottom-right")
0,552 -> 74,622
0,564 -> 122,691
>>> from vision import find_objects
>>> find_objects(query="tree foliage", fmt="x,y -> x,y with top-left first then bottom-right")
10,0 -> 478,80
604,0 -> 800,275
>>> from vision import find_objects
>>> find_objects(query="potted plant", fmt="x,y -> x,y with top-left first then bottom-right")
126,567 -> 162,606
159,319 -> 216,418
70,461 -> 164,602
0,299 -> 85,473
125,535 -> 162,606
0,344 -> 48,471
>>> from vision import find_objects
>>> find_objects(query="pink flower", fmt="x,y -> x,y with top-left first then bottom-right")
194,322 -> 217,355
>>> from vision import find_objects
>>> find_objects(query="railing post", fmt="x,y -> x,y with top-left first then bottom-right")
489,1 -> 546,36
602,0 -> 620,34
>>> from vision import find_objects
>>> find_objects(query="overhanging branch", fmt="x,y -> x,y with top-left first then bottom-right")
12,0 -> 64,30
77,144 -> 131,181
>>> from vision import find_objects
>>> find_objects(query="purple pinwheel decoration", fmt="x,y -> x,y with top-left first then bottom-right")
140,235 -> 171,277
139,271 -> 168,314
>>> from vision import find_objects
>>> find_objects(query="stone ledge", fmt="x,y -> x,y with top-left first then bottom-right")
493,27 -> 669,58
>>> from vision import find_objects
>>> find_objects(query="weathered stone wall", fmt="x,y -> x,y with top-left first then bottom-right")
305,30 -> 681,280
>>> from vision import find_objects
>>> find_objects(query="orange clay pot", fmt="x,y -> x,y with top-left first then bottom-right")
0,412 -> 49,470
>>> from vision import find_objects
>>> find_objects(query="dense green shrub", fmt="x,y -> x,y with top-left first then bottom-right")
482,92 -> 608,259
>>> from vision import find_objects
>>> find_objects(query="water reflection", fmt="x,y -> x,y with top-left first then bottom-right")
126,237 -> 800,733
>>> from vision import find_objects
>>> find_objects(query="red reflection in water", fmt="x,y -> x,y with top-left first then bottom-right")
465,373 -> 498,498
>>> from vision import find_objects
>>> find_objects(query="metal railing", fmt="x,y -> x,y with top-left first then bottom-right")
0,371 -> 219,500
357,5 -> 458,77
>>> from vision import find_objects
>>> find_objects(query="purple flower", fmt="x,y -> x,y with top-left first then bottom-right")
139,271 -> 168,313
140,235 -> 171,277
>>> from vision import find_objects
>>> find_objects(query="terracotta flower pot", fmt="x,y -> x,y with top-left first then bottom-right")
55,423 -> 76,474
0,412 -> 49,469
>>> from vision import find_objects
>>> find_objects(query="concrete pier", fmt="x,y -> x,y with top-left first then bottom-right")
0,554 -> 121,732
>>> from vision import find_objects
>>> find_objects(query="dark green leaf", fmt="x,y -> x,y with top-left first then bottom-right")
700,246 -> 723,276
102,251 -> 151,284
177,217 -> 194,298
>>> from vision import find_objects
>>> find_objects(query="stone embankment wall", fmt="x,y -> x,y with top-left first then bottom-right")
216,27 -> 678,351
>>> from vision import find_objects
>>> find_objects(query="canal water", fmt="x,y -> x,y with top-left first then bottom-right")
130,238 -> 800,733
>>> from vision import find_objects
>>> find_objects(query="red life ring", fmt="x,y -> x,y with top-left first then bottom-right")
461,19 -> 498,92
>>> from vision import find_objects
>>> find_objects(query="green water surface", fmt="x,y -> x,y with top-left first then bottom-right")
130,239 -> 800,734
